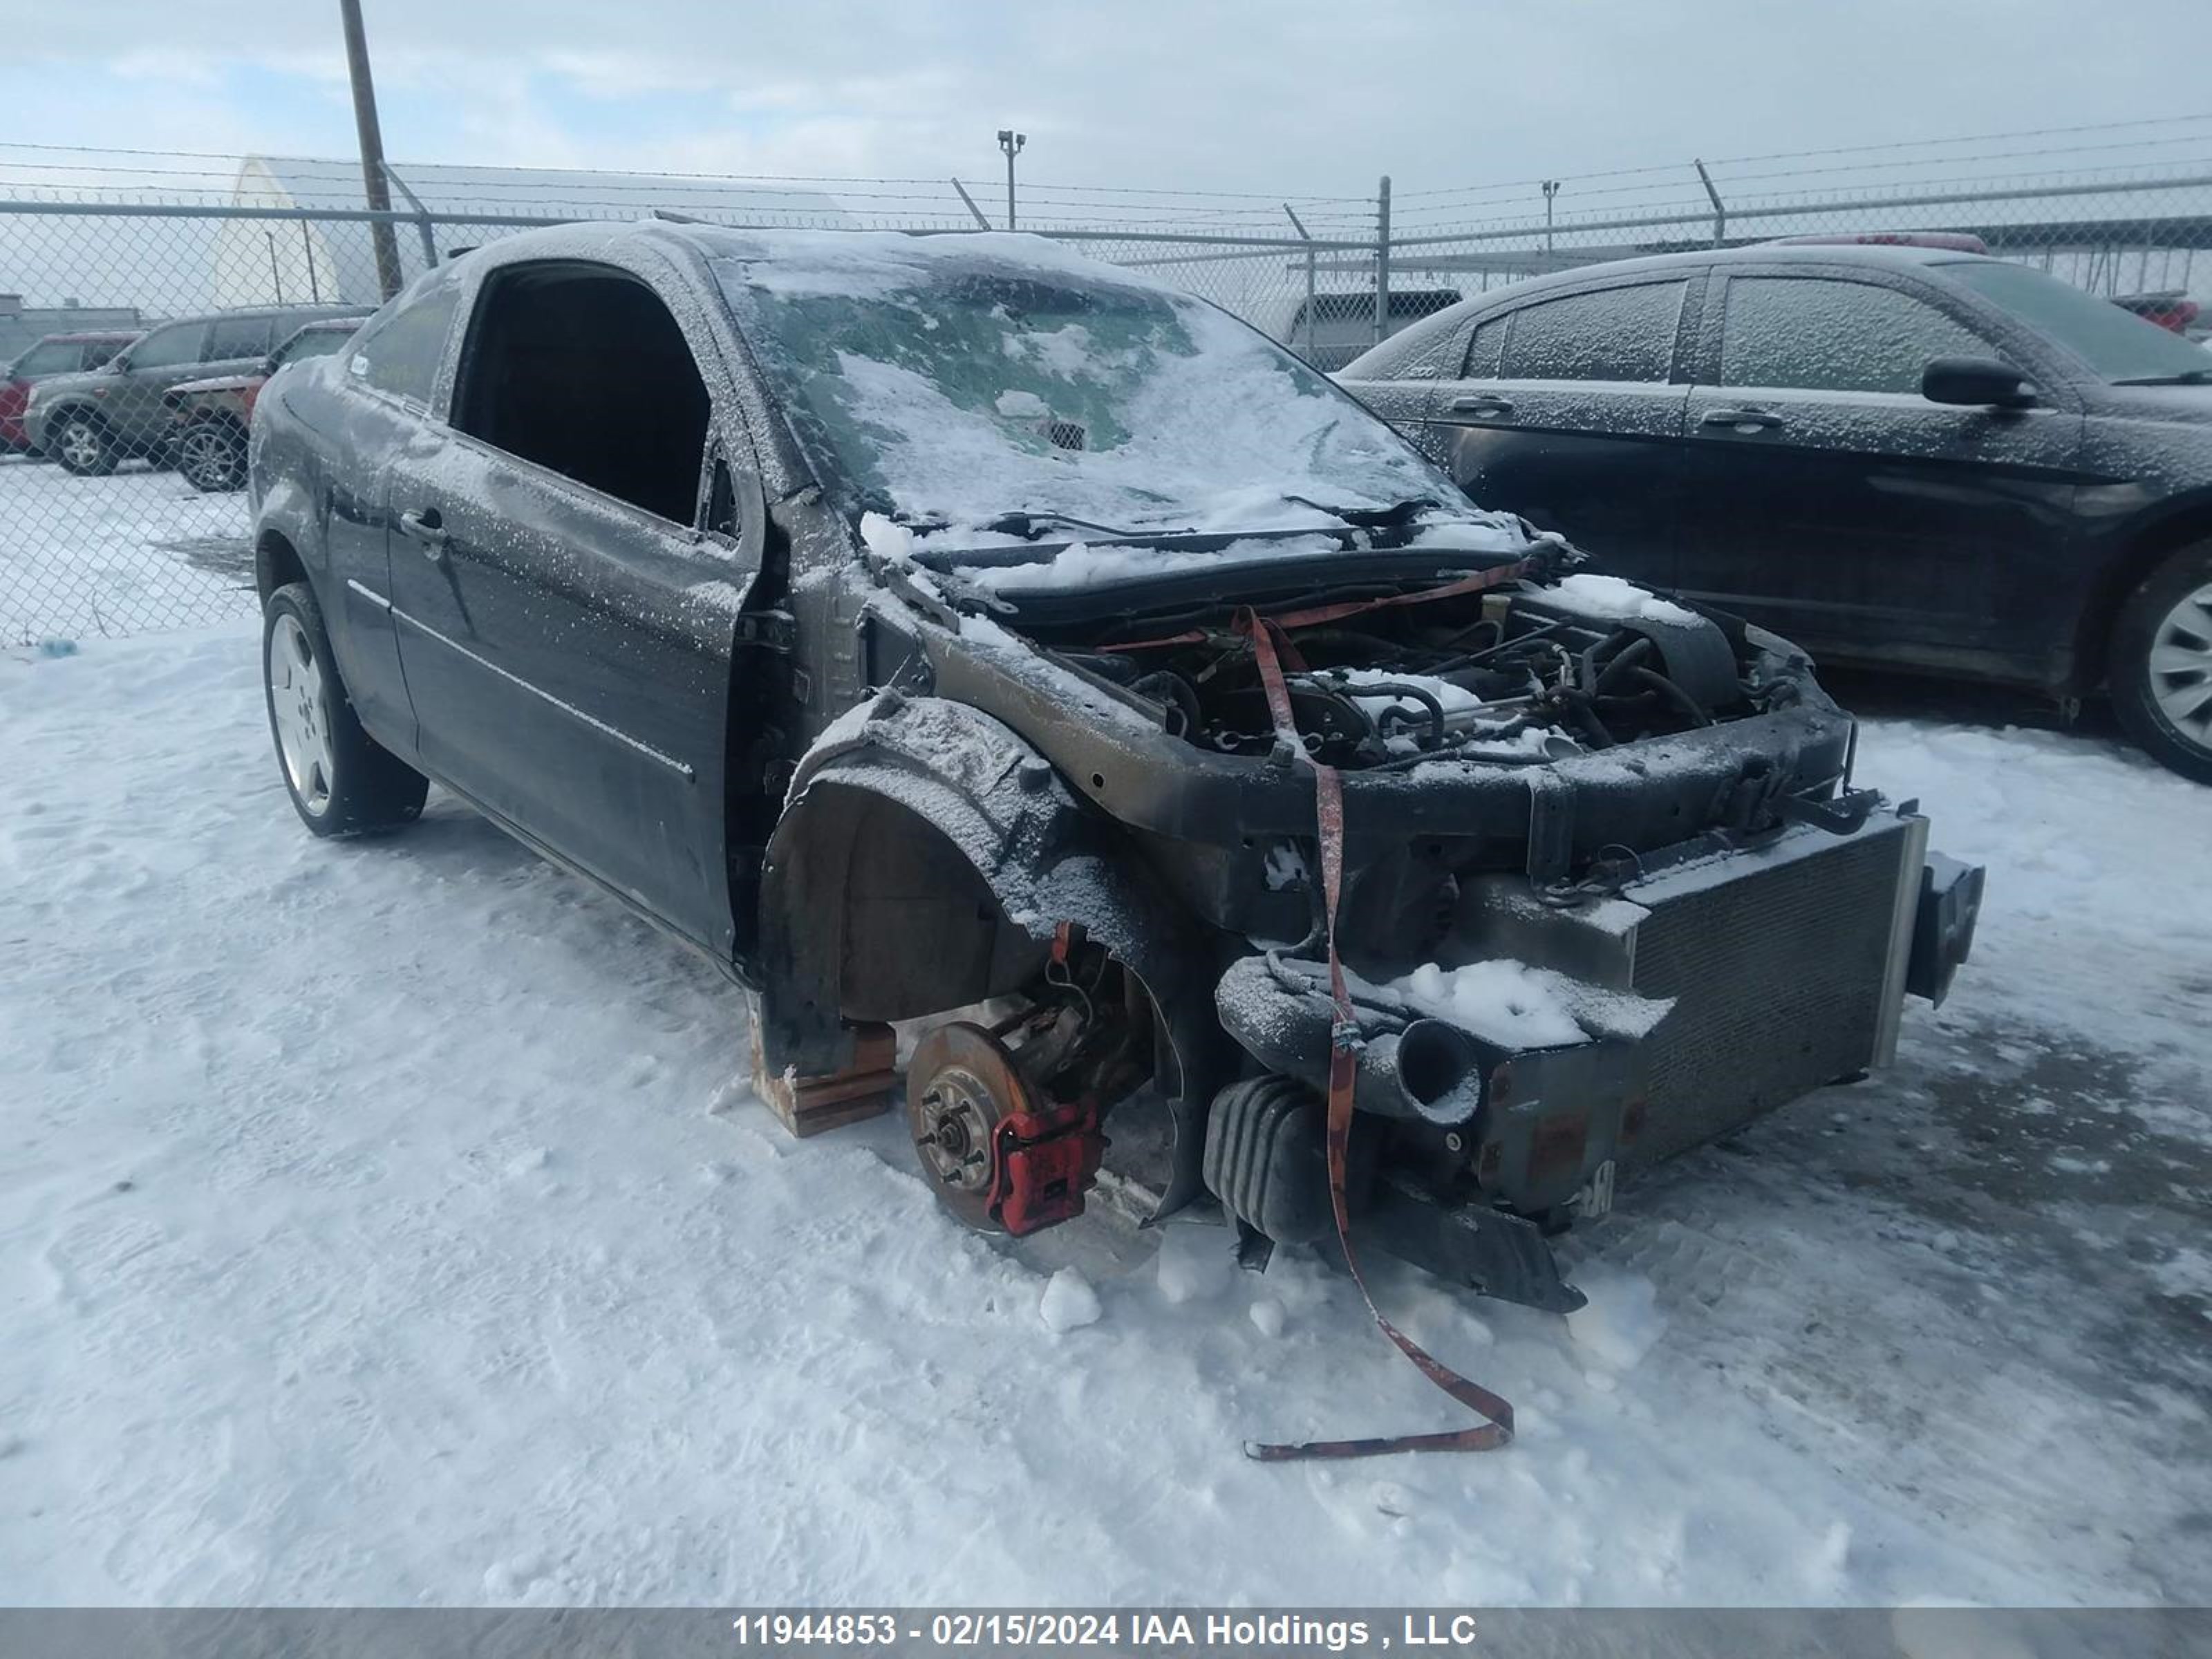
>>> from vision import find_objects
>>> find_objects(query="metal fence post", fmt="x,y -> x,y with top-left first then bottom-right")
1693,158 -> 1727,249
950,178 -> 993,230
1284,204 -> 1317,359
380,162 -> 441,272
1375,174 -> 1391,347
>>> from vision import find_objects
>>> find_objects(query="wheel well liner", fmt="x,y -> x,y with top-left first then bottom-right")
754,695 -> 1230,1206
256,529 -> 307,606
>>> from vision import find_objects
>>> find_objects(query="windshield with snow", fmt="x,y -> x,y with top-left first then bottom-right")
711,235 -> 1462,536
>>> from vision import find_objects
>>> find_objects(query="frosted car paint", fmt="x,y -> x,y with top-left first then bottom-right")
250,223 -> 1982,1314
1338,243 -> 2212,697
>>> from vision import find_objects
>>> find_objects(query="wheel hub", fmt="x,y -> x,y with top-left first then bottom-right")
906,1021 -> 1105,1236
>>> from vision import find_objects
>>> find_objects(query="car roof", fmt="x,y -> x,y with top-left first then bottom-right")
39,329 -> 142,343
165,303 -> 371,325
1485,240 -> 1979,293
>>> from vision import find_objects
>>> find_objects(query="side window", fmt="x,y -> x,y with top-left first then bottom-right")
451,263 -> 710,525
123,323 -> 209,371
12,340 -> 74,375
1497,281 -> 1687,383
208,315 -> 275,359
1721,276 -> 1990,394
1356,311 -> 1468,381
80,339 -> 126,370
1461,315 -> 1506,379
352,284 -> 460,408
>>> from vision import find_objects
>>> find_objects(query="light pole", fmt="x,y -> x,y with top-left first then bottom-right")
997,129 -> 1026,231
338,0 -> 404,300
1541,179 -> 1559,258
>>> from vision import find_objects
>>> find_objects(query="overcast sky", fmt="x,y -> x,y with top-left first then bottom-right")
3,1 -> 2204,220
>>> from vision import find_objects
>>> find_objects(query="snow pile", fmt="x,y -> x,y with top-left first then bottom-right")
1327,666 -> 1485,718
964,533 -> 1344,593
1551,571 -> 1699,626
1378,958 -> 1672,1050
1153,1222 -> 1235,1305
1039,1267 -> 1103,1333
1565,1267 -> 1667,1373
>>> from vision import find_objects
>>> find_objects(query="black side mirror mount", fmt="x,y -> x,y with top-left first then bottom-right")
1922,355 -> 2038,409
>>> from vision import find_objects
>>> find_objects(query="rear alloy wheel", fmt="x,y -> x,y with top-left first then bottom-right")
262,581 -> 429,835
2111,543 -> 2212,784
176,418 -> 247,492
51,413 -> 116,476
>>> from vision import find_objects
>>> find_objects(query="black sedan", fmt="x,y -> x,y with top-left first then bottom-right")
1338,243 -> 2212,780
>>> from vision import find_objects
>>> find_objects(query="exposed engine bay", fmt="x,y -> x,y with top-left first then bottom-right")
1037,575 -> 1788,771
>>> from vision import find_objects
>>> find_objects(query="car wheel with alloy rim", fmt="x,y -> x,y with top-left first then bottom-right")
51,412 -> 117,476
2110,542 -> 2212,784
176,418 -> 248,491
261,581 -> 429,835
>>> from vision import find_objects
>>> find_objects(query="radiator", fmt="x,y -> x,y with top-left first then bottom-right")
1616,814 -> 1925,1168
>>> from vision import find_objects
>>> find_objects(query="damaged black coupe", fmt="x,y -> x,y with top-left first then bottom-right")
248,225 -> 1983,1398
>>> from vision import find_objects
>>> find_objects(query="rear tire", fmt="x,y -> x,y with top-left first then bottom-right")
2110,543 -> 2212,785
263,581 -> 428,835
176,418 -> 247,492
50,411 -> 117,476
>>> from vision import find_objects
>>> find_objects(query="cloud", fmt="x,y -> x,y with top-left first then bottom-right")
1,0 -> 2202,209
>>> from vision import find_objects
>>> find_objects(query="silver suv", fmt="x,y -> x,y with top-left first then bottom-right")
26,303 -> 364,476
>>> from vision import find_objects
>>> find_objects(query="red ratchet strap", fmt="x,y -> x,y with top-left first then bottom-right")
1235,606 -> 1516,1462
1102,559 -> 1533,655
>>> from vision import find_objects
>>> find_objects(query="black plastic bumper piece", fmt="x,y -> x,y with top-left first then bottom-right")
1362,1175 -> 1586,1314
1908,852 -> 1985,1007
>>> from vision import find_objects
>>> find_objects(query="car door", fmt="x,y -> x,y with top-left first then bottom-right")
100,319 -> 211,451
1676,265 -> 2086,674
1419,273 -> 1701,590
318,275 -> 466,754
383,256 -> 751,955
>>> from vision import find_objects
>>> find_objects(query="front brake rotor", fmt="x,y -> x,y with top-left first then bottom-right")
907,1021 -> 1035,1232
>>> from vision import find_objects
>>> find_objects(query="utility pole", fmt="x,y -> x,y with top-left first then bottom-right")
1541,179 -> 1559,258
339,0 -> 404,301
997,129 -> 1025,230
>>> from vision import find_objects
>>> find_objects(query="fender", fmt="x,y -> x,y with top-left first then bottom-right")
756,691 -> 1230,1217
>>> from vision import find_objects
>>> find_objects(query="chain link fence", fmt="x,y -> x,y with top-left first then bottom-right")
5,129 -> 2211,642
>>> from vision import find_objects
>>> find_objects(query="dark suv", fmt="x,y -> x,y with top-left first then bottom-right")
1339,245 -> 2212,780
26,303 -> 363,477
247,227 -> 1978,1389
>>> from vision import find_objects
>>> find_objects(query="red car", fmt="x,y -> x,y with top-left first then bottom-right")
162,315 -> 368,491
1,330 -> 138,453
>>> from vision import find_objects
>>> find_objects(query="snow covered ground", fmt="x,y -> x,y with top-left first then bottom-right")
0,456 -> 254,644
2,626 -> 2209,1607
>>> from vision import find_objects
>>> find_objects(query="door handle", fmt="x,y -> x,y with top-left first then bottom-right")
397,507 -> 449,556
1447,394 -> 1515,418
1700,406 -> 1785,431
